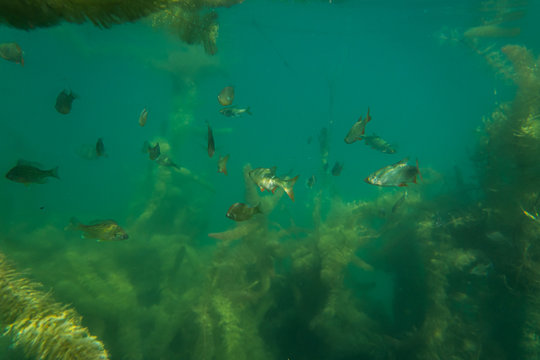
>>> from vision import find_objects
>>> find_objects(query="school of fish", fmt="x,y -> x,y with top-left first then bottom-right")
2,48 -> 422,235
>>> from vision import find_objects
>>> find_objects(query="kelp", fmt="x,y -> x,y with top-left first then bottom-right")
0,0 -> 167,29
0,252 -> 109,360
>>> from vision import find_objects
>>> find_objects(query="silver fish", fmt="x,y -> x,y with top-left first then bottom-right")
365,158 -> 421,187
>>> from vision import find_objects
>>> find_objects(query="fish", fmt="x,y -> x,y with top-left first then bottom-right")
363,133 -> 397,154
207,123 -> 215,158
96,138 -> 107,157
319,127 -> 329,171
391,191 -> 408,213
249,166 -> 299,201
67,218 -> 128,241
142,141 -> 161,160
156,154 -> 179,169
470,262 -> 493,277
331,161 -> 343,176
344,107 -> 371,144
219,106 -> 252,118
364,157 -> 421,187
0,42 -> 24,66
218,154 -> 230,175
5,160 -> 59,185
55,89 -> 77,115
139,107 -> 148,127
218,86 -> 235,106
306,175 -> 317,188
226,202 -> 262,221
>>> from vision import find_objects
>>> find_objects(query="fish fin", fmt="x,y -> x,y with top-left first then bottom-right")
20,57 -> 24,66
416,159 -> 423,181
49,166 -> 60,180
254,202 -> 263,214
246,107 -> 252,115
270,166 -> 277,175
282,175 -> 299,202
398,183 -> 408,187
17,159 -> 43,167
366,107 -> 371,122
397,157 -> 410,165
141,141 -> 151,153
223,154 -> 230,175
260,187 -> 265,192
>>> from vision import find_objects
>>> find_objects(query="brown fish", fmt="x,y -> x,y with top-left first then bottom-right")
207,123 -> 215,158
55,89 -> 77,114
365,158 -> 421,187
67,218 -> 128,241
139,107 -> 148,127
96,138 -> 107,157
226,202 -> 262,221
218,86 -> 235,106
143,141 -> 160,160
5,160 -> 59,185
218,154 -> 230,175
344,107 -> 371,144
0,42 -> 24,66
331,161 -> 343,176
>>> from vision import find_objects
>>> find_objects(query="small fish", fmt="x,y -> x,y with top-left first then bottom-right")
96,138 -> 107,157
344,107 -> 371,144
306,175 -> 317,188
249,167 -> 299,201
219,106 -> 252,118
207,123 -> 215,158
218,154 -> 230,175
391,191 -> 408,213
218,86 -> 235,106
139,107 -> 148,127
142,141 -> 161,160
363,133 -> 397,154
156,155 -> 179,169
226,202 -> 262,221
5,160 -> 59,185
365,158 -> 421,187
67,218 -> 128,241
55,89 -> 77,115
470,262 -> 493,277
0,42 -> 24,66
331,161 -> 343,176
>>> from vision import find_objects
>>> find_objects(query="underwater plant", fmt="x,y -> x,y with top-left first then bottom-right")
0,0 -> 168,29
0,252 -> 109,360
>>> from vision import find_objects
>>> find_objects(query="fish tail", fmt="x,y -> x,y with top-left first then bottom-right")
246,107 -> 252,115
49,166 -> 60,179
65,217 -> 81,232
282,175 -> 299,202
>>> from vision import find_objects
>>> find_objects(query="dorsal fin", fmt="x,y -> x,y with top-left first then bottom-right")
17,159 -> 42,168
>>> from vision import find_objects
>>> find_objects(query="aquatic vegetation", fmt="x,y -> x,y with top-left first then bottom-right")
0,252 -> 109,360
0,0 -> 167,29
